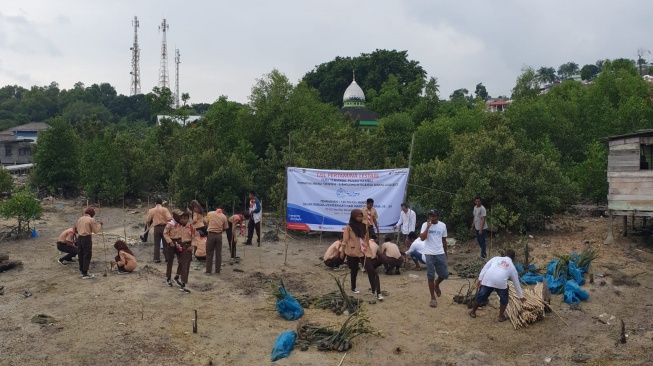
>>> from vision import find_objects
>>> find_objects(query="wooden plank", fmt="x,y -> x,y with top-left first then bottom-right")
609,149 -> 639,157
641,137 -> 653,144
608,194 -> 653,201
609,187 -> 653,195
608,202 -> 653,211
609,139 -> 640,147
608,155 -> 639,162
608,181 -> 653,189
609,210 -> 653,217
610,143 -> 640,150
608,171 -> 653,178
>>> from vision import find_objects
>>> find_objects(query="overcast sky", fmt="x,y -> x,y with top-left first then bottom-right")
1,1 -> 652,104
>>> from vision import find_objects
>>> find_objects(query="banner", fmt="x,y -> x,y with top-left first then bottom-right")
286,167 -> 409,233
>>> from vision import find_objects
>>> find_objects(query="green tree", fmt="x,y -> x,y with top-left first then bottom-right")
474,83 -> 489,101
181,92 -> 190,106
33,118 -> 81,192
511,66 -> 539,100
410,77 -> 440,124
0,187 -> 42,235
557,62 -> 580,80
580,64 -> 600,80
79,133 -> 126,203
536,67 -> 557,84
569,141 -> 608,203
0,168 -> 13,193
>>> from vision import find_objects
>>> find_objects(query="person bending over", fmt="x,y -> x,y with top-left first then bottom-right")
111,240 -> 137,274
379,237 -> 403,275
56,226 -> 78,266
323,236 -> 345,270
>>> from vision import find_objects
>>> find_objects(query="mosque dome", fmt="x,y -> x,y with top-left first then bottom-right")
343,78 -> 365,102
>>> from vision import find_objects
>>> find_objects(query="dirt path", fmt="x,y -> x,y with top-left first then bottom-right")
0,200 -> 652,365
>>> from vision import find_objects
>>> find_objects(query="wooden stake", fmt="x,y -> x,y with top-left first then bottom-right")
193,309 -> 198,334
546,304 -> 570,327
620,319 -> 626,343
337,352 -> 347,366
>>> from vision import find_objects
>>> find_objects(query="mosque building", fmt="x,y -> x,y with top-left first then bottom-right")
340,72 -> 379,127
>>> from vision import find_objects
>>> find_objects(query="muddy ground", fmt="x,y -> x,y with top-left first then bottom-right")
0,199 -> 652,366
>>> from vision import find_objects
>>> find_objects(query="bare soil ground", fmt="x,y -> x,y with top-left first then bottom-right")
1,199 -> 652,366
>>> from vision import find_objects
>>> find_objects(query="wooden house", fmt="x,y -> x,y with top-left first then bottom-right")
607,129 -> 653,234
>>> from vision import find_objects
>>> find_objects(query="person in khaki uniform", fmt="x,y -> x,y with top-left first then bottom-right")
75,207 -> 103,279
379,237 -> 403,275
164,210 -> 196,293
144,197 -> 172,263
111,240 -> 137,273
361,198 -> 380,237
56,227 -> 78,265
343,209 -> 366,294
205,207 -> 229,274
226,212 -> 249,264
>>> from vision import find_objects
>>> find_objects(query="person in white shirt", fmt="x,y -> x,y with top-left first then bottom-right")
419,209 -> 449,308
469,196 -> 488,258
468,249 -> 526,322
393,202 -> 416,245
404,237 -> 426,270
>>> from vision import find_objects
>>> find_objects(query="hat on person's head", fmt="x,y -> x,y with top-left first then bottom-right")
428,209 -> 439,216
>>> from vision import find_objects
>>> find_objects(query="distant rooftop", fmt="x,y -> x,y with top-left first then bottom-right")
7,122 -> 50,132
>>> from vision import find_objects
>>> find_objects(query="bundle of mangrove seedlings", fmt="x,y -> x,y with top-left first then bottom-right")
506,282 -> 547,330
313,275 -> 362,315
452,280 -> 478,308
577,247 -> 599,269
453,258 -> 487,278
295,294 -> 318,308
295,311 -> 379,352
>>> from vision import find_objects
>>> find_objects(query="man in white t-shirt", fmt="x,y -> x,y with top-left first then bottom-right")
469,196 -> 488,258
404,237 -> 426,270
419,209 -> 449,308
468,249 -> 525,322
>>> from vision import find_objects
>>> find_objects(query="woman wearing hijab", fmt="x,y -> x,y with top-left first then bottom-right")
188,200 -> 207,237
343,209 -> 366,294
111,240 -> 137,273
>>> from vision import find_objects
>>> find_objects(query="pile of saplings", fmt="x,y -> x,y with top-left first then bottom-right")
295,312 -> 378,352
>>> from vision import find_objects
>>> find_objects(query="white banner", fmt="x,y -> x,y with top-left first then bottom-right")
286,167 -> 409,233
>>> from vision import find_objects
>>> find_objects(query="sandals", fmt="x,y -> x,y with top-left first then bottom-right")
468,311 -> 476,319
435,286 -> 441,297
429,299 -> 438,308
498,317 -> 508,322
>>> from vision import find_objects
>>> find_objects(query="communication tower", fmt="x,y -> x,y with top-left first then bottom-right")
174,48 -> 180,108
158,19 -> 170,90
129,16 -> 141,95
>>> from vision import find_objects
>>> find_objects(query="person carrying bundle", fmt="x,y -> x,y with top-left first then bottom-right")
322,236 -> 344,270
379,237 -> 403,275
226,212 -> 249,264
164,210 -> 196,293
56,226 -> 78,266
143,197 -> 172,263
75,207 -> 103,280
468,249 -> 525,322
110,240 -> 137,274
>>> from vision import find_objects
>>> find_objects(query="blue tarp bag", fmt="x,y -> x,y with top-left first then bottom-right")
546,260 -> 559,275
515,262 -> 525,275
522,273 -> 544,284
568,261 -> 585,286
271,331 -> 297,362
563,280 -> 589,304
545,274 -> 566,294
275,286 -> 304,321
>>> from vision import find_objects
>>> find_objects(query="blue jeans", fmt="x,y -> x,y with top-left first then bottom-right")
476,229 -> 486,258
475,285 -> 509,306
410,251 -> 425,264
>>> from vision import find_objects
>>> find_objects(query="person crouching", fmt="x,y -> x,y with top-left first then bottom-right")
111,240 -> 137,274
379,237 -> 403,275
323,236 -> 345,270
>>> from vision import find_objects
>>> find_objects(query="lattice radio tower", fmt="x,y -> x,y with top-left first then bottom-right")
129,16 -> 141,95
174,48 -> 180,108
158,19 -> 170,90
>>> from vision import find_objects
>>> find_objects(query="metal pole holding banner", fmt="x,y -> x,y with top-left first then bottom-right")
319,214 -> 325,246
402,134 -> 415,204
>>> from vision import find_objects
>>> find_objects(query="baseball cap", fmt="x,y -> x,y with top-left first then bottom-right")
428,209 -> 439,216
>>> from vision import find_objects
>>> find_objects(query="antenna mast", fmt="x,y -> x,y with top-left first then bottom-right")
130,16 -> 141,95
158,18 -> 170,90
174,48 -> 180,108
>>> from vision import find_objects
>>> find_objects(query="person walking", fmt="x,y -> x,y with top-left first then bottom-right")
419,209 -> 449,308
245,192 -> 262,246
468,249 -> 525,322
361,198 -> 380,237
205,207 -> 228,274
470,196 -> 488,258
56,226 -> 78,265
343,209 -> 366,294
144,197 -> 173,263
75,207 -> 103,279
393,202 -> 416,245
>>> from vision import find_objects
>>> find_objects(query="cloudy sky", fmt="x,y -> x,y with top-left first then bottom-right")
1,1 -> 651,104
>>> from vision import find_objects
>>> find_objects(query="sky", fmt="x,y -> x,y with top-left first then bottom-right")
1,1 -> 652,104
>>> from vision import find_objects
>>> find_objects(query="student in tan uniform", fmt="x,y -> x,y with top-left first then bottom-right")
144,197 -> 173,263
189,200 -> 207,237
361,198 -> 380,237
75,207 -> 103,279
226,212 -> 250,264
164,210 -> 196,293
56,226 -> 78,265
379,237 -> 403,275
364,235 -> 384,301
343,209 -> 366,294
205,207 -> 229,274
110,240 -> 137,274
323,236 -> 345,270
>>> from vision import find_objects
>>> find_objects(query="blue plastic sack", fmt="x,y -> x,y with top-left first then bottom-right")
545,274 -> 566,294
563,280 -> 589,304
568,261 -> 585,286
522,273 -> 544,284
271,331 -> 296,362
527,264 -> 537,272
275,286 -> 304,321
515,262 -> 525,275
546,260 -> 559,276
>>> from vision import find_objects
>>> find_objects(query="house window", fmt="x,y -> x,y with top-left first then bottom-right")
641,144 -> 653,170
5,147 -> 12,157
18,147 -> 31,156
